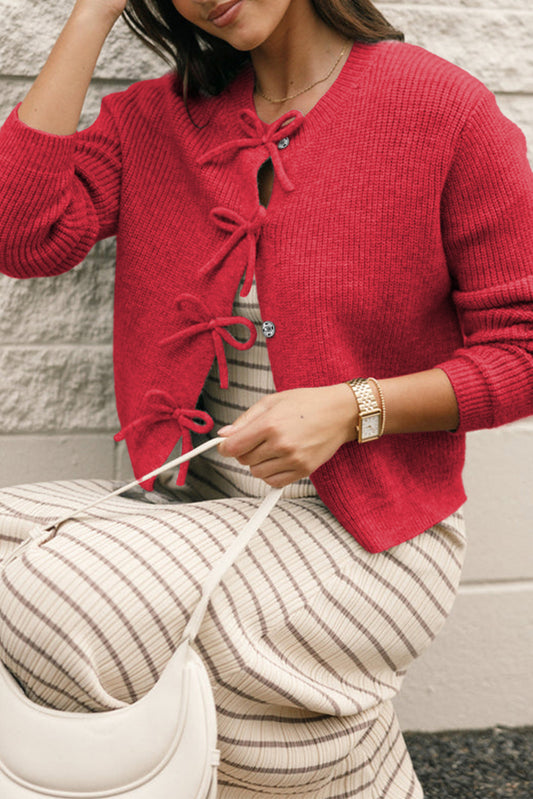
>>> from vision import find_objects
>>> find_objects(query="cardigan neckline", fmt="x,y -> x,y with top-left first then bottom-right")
233,38 -> 389,132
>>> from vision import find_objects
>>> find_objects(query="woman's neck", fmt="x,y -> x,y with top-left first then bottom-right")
250,2 -> 350,122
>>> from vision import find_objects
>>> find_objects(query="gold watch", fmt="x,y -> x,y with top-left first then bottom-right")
346,378 -> 382,443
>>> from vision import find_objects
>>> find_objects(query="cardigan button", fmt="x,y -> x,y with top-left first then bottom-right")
277,136 -> 290,150
262,321 -> 276,338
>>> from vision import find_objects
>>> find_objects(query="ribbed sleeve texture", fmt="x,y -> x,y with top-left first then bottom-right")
0,99 -> 121,278
435,91 -> 533,432
0,41 -> 532,551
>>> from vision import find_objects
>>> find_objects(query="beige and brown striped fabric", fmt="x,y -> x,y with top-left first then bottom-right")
0,284 -> 467,798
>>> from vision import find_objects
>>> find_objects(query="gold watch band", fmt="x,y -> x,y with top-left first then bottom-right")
346,378 -> 382,443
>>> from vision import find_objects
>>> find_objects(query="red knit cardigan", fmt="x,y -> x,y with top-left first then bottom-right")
1,41 -> 532,552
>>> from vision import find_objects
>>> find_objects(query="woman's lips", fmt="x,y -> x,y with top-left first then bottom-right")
208,0 -> 243,28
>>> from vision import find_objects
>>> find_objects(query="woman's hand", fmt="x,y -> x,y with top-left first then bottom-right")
217,385 -> 357,488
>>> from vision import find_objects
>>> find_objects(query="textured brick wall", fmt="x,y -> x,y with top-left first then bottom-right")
0,1 -> 532,731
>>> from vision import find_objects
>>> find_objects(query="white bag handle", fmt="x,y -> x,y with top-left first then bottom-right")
3,437 -> 283,644
44,437 -> 233,534
0,439 -> 283,799
182,481 -> 281,644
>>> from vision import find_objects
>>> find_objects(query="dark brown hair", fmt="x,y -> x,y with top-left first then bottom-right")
123,0 -> 403,99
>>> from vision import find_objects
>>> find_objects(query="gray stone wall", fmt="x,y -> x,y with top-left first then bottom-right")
0,1 -> 532,731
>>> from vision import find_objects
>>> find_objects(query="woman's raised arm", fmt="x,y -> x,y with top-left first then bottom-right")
0,1 -> 126,279
19,0 -> 126,135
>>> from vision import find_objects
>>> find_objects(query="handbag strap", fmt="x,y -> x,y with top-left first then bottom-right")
47,437 -> 231,533
181,481 -> 282,644
4,438 -> 283,644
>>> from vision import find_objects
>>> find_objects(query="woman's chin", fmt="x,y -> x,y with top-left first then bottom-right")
209,20 -> 272,53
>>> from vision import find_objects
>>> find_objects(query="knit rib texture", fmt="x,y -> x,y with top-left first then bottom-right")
0,40 -> 532,551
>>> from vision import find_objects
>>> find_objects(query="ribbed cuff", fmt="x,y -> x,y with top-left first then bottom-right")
436,355 -> 495,434
0,105 -> 75,175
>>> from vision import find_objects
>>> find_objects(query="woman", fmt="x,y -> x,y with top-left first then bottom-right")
0,0 -> 532,796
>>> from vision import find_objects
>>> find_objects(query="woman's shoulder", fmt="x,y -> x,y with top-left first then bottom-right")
379,40 -> 485,87
98,72 -> 185,120
365,39 -> 496,136
78,70 -> 225,150
374,39 -> 491,109
94,71 -> 230,139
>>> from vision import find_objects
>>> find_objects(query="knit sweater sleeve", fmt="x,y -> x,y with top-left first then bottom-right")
436,88 -> 533,432
0,95 -> 121,279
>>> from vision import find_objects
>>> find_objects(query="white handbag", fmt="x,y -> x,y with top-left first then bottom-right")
0,438 -> 282,798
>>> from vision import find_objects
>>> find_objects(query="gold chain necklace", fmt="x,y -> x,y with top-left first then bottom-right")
255,40 -> 350,104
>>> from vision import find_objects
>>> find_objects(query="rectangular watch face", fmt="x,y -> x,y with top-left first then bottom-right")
361,413 -> 380,440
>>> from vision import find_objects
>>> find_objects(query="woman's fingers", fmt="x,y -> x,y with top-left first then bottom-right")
217,398 -> 272,457
249,462 -> 301,488
218,418 -> 301,486
217,427 -> 267,459
233,442 -> 271,467
258,471 -> 300,488
216,385 -> 357,485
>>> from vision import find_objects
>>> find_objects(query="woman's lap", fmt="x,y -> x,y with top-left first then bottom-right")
0,479 -> 466,797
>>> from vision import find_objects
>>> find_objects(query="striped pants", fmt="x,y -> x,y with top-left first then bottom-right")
0,479 -> 466,798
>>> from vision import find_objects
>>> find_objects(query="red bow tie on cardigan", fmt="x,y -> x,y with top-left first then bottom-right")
159,294 -> 257,390
197,109 -> 304,192
114,390 -> 214,485
201,205 -> 267,298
